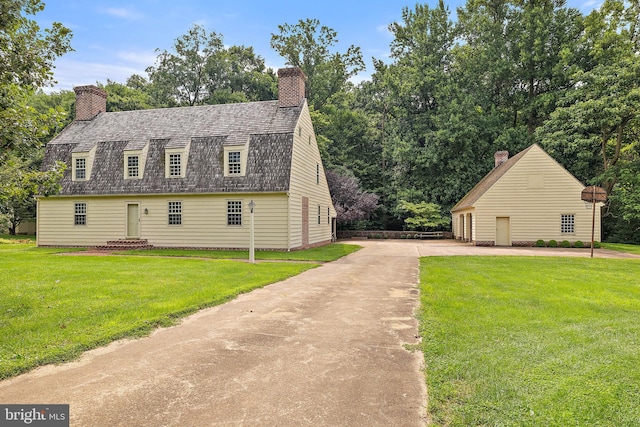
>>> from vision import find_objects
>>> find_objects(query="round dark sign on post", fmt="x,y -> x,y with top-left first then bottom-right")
580,186 -> 607,258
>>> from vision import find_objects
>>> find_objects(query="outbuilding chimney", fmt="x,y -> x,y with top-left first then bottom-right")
73,85 -> 107,121
277,67 -> 307,108
494,151 -> 509,168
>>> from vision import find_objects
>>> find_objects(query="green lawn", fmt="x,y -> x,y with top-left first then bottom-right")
122,243 -> 361,262
602,242 -> 640,255
0,243 -> 358,379
420,256 -> 640,427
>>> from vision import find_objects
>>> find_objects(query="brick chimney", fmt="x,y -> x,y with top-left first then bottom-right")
277,67 -> 307,108
494,151 -> 509,168
73,85 -> 107,121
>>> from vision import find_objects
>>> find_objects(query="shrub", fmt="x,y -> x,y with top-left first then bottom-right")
593,241 -> 602,249
574,241 -> 584,248
561,240 -> 571,248
535,239 -> 546,247
548,240 -> 558,248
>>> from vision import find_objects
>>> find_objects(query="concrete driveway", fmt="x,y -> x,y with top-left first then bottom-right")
0,240 -> 635,426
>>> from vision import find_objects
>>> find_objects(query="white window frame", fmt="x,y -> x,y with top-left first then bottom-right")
168,201 -> 182,226
164,144 -> 189,179
228,151 -> 241,175
74,202 -> 87,226
75,158 -> 87,180
227,201 -> 242,226
127,155 -> 139,178
169,153 -> 181,177
561,214 -> 575,234
71,145 -> 97,182
223,146 -> 248,177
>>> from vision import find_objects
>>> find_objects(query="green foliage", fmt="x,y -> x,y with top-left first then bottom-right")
535,239 -> 547,247
0,154 -> 66,234
397,200 -> 449,231
420,256 -> 640,426
574,240 -> 585,248
561,240 -> 571,248
270,18 -> 364,109
146,24 -> 276,107
0,0 -> 72,154
548,239 -> 558,247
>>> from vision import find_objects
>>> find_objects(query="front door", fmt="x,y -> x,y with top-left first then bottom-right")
127,203 -> 140,238
495,217 -> 510,246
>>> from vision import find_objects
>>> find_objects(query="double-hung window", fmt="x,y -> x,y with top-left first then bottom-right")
75,158 -> 86,180
227,201 -> 242,226
74,203 -> 87,226
228,151 -> 241,175
168,201 -> 182,225
127,155 -> 139,178
561,214 -> 575,234
169,153 -> 181,177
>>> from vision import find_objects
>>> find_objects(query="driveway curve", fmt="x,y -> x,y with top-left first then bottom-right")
0,240 -> 635,426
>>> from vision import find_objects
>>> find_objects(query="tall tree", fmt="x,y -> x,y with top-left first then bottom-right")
146,24 -> 224,106
146,24 -> 276,107
0,0 -> 72,156
270,18 -> 365,109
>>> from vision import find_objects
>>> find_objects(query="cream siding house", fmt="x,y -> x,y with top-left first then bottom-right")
37,68 -> 336,250
451,144 -> 601,246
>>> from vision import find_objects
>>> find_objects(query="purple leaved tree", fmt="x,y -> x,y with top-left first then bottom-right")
326,170 -> 379,225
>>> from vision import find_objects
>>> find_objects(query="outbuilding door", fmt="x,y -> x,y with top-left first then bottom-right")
495,217 -> 510,246
127,203 -> 140,238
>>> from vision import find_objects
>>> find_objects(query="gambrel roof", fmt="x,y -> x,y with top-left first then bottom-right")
42,100 -> 304,196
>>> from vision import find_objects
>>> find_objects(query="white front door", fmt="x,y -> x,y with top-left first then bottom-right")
127,203 -> 140,238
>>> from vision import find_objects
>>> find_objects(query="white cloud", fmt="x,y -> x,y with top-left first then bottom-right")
102,7 -> 144,20
44,58 -> 146,92
116,50 -> 159,68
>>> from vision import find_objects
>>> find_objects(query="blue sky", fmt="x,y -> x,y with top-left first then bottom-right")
36,0 -> 601,92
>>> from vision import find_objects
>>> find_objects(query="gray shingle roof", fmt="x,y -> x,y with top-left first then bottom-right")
43,101 -> 302,195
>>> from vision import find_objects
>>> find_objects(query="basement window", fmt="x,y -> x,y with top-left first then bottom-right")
561,214 -> 575,234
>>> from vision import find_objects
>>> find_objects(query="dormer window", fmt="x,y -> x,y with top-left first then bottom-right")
127,155 -> 139,178
75,158 -> 86,180
123,142 -> 149,180
169,153 -> 181,176
228,151 -> 241,175
71,144 -> 97,181
164,141 -> 190,179
223,143 -> 248,177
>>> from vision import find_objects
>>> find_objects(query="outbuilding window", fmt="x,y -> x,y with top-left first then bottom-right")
561,214 -> 575,234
